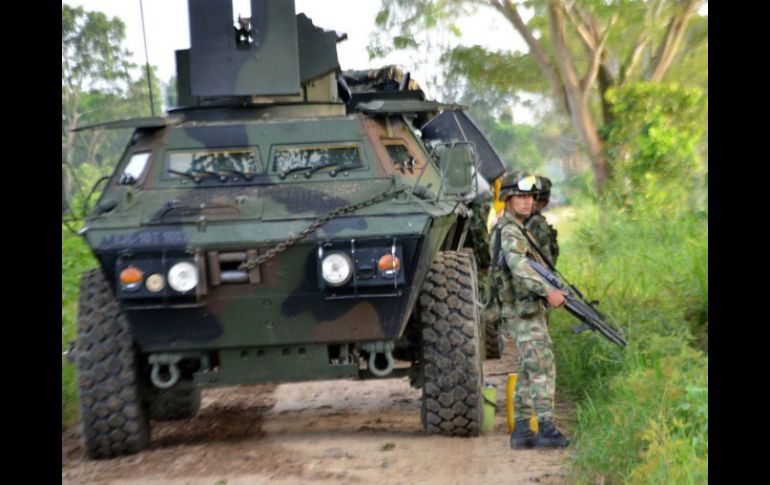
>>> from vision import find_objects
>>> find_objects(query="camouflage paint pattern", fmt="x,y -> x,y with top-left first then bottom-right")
509,336 -> 556,420
493,211 -> 557,420
525,213 -> 559,265
84,111 -> 459,359
496,213 -> 550,317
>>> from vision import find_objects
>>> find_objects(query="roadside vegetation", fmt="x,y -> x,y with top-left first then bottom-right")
62,4 -> 155,427
62,220 -> 95,427
550,83 -> 707,483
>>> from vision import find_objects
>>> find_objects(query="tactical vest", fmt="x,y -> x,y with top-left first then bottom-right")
489,219 -> 518,307
490,218 -> 549,317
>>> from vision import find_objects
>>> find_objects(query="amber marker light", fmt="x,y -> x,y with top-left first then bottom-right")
377,254 -> 401,275
120,266 -> 144,291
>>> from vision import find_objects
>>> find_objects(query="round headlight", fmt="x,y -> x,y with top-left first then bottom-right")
145,273 -> 166,293
321,252 -> 353,287
167,262 -> 198,293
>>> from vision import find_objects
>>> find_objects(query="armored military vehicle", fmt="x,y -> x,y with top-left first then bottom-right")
72,0 -> 506,458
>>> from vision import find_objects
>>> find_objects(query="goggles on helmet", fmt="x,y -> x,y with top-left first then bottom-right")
516,174 -> 541,192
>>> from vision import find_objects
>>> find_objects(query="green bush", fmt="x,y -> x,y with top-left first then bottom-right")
603,82 -> 706,214
551,84 -> 708,484
628,383 -> 708,484
546,82 -> 707,482
62,223 -> 97,428
570,337 -> 707,484
546,196 -> 707,482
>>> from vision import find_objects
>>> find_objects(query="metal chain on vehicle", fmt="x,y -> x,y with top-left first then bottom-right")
238,185 -> 408,271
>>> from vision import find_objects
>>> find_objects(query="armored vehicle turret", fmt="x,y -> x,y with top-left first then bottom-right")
73,0 -> 506,458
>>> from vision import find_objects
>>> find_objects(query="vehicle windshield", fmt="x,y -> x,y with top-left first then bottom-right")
167,148 -> 262,179
272,144 -> 363,175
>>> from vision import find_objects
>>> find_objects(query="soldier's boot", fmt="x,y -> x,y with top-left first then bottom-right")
510,419 -> 536,449
534,420 -> 570,448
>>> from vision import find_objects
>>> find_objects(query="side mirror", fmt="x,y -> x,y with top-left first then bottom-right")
93,198 -> 118,215
437,142 -> 477,197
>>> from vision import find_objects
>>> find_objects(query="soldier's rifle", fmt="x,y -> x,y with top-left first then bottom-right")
514,221 -> 628,348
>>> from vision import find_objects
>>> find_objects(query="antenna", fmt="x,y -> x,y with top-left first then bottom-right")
139,0 -> 156,116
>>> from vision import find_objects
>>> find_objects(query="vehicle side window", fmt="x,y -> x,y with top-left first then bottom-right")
120,152 -> 151,185
165,148 -> 262,178
384,143 -> 412,164
271,144 -> 364,174
383,142 -> 417,173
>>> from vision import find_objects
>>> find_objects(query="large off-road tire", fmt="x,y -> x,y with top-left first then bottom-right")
483,304 -> 504,359
148,387 -> 201,421
418,251 -> 484,436
76,269 -> 150,459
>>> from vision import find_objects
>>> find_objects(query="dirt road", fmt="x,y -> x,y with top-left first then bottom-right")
62,342 -> 575,485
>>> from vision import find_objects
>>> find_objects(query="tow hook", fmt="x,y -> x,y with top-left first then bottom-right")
361,341 -> 395,377
149,353 -> 183,389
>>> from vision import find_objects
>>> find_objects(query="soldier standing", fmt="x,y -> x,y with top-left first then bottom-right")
490,172 -> 570,449
525,176 -> 559,265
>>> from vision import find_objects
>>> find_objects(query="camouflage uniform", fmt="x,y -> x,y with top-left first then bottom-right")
492,211 -> 556,421
525,213 -> 559,265
525,175 -> 559,265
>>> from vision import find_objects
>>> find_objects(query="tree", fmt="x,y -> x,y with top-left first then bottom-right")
126,65 -> 164,118
603,82 -> 705,211
372,0 -> 706,192
62,5 -> 133,205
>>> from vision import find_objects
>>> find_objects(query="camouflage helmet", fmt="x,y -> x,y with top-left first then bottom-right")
537,176 -> 552,200
499,170 -> 541,200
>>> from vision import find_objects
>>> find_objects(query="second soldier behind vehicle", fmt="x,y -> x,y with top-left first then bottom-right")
525,175 -> 559,266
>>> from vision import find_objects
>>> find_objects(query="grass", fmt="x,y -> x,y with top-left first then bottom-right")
62,223 -> 97,428
546,196 -> 708,483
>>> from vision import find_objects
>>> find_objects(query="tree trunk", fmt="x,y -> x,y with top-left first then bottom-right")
86,129 -> 106,167
548,0 -> 608,193
494,0 -> 572,117
598,64 -> 615,132
63,84 -> 80,207
574,103 -> 608,190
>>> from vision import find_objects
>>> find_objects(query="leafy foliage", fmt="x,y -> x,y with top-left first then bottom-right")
62,5 -> 161,213
62,224 -> 98,426
371,0 -> 707,191
62,5 -> 133,94
602,82 -> 706,212
548,195 -> 707,482
570,338 -> 708,484
442,45 -> 546,96
62,4 -> 151,426
544,79 -> 707,480
538,69 -> 708,481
